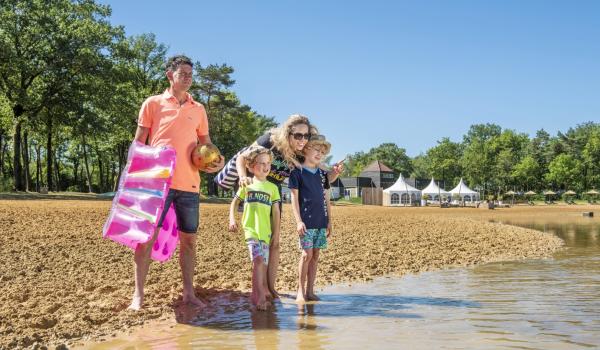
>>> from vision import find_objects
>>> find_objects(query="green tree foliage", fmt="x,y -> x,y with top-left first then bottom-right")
346,143 -> 412,177
459,124 -> 502,193
191,63 -> 276,195
0,0 -> 120,190
343,121 -> 598,196
545,154 -> 582,190
426,137 -> 462,186
1,2 -> 599,196
488,129 -> 530,190
410,154 -> 429,179
462,123 -> 502,144
582,129 -> 600,188
461,138 -> 491,192
0,1 -> 276,194
511,155 -> 540,191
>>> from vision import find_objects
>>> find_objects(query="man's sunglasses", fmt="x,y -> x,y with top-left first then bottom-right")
290,132 -> 311,141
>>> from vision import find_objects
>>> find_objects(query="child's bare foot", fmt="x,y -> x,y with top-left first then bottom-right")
256,299 -> 271,311
306,293 -> 320,301
296,292 -> 307,304
269,289 -> 280,299
253,291 -> 270,311
127,294 -> 143,311
183,293 -> 206,308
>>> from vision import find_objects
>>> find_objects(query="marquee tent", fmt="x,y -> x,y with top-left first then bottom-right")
421,177 -> 450,201
383,174 -> 422,206
449,178 -> 480,202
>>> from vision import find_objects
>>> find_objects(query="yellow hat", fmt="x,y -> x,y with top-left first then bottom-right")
306,134 -> 331,155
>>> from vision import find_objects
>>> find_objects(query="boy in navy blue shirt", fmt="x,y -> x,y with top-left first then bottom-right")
289,134 -> 332,303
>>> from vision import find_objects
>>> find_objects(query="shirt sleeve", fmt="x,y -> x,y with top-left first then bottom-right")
255,132 -> 273,149
271,185 -> 281,203
137,98 -> 153,128
288,169 -> 300,189
195,104 -> 209,137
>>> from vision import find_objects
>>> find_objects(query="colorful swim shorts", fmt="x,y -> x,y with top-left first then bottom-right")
299,228 -> 328,250
247,239 -> 270,264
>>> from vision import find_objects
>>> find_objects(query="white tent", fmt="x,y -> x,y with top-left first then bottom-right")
421,177 -> 450,201
383,174 -> 422,206
449,178 -> 480,202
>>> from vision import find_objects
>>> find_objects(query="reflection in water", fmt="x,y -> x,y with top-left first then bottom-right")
296,304 -> 325,350
82,217 -> 600,349
251,307 -> 280,350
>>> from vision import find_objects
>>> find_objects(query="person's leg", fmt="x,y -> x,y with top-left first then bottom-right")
252,256 -> 269,310
260,241 -> 272,300
129,189 -> 176,310
267,192 -> 282,297
307,228 -> 327,301
128,227 -> 159,310
306,248 -> 320,300
267,230 -> 280,298
296,248 -> 313,303
173,190 -> 204,307
263,268 -> 271,300
179,231 -> 205,307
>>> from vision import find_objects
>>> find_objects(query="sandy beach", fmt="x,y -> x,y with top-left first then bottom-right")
0,200 -> 569,348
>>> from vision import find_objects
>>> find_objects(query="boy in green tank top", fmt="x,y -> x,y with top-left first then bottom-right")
229,146 -> 281,310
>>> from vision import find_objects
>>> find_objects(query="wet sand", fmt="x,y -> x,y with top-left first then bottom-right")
0,200 -> 568,348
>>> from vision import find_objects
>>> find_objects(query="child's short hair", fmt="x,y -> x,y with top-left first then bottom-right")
243,146 -> 273,167
305,134 -> 331,155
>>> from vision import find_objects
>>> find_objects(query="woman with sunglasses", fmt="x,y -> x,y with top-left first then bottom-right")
235,114 -> 344,298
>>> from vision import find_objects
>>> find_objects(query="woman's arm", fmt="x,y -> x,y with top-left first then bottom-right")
236,141 -> 260,187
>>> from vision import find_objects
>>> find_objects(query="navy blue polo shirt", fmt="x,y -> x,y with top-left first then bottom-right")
288,167 -> 330,229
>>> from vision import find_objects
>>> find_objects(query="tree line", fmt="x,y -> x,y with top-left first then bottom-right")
1,1 -> 598,197
0,0 -> 275,194
344,122 -> 600,196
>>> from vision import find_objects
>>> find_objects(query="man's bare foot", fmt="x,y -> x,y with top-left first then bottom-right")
128,295 -> 144,311
183,293 -> 206,308
306,293 -> 320,301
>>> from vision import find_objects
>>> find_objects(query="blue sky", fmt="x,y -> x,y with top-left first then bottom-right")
100,0 -> 600,162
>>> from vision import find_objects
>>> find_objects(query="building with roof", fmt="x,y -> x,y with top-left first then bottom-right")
331,160 -> 396,199
359,160 -> 396,189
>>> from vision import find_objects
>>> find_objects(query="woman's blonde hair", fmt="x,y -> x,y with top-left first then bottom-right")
269,114 -> 318,168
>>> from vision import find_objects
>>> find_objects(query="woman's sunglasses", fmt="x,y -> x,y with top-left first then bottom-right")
290,132 -> 311,141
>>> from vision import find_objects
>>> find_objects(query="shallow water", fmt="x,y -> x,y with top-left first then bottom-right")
83,214 -> 600,349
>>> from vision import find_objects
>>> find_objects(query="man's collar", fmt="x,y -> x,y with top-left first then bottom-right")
162,89 -> 195,104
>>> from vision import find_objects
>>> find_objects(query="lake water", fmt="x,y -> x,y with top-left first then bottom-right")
82,214 -> 600,349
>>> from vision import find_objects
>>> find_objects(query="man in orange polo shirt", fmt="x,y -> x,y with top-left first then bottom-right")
129,55 -> 224,310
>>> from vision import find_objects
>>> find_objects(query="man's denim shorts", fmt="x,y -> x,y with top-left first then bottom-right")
157,189 -> 200,234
